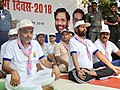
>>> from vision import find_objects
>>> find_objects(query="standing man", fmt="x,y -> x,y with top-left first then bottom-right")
54,29 -> 70,73
54,8 -> 70,43
93,24 -> 120,68
2,19 -> 60,90
68,20 -> 120,83
0,0 -> 12,49
104,2 -> 120,44
85,2 -> 103,42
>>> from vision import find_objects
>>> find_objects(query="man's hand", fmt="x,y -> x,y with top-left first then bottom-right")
112,66 -> 120,75
113,22 -> 118,25
77,69 -> 86,80
10,70 -> 20,87
52,65 -> 60,80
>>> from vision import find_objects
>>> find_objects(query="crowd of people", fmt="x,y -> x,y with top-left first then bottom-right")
0,0 -> 120,90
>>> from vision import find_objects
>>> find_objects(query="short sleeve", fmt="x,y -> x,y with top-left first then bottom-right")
3,42 -> 14,61
35,41 -> 45,60
69,38 -> 78,55
111,42 -> 119,53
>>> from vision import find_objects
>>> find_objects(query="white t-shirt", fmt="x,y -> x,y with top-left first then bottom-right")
68,37 -> 98,71
1,40 -> 10,64
93,39 -> 119,63
40,42 -> 48,57
46,42 -> 57,54
3,39 -> 45,82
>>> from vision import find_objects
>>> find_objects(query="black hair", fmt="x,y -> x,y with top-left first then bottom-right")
72,8 -> 84,19
54,8 -> 70,21
88,5 -> 92,9
91,2 -> 97,6
110,2 -> 117,7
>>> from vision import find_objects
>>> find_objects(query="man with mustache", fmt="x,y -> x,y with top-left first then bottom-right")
54,8 -> 70,43
54,29 -> 70,73
93,24 -> 120,68
0,0 -> 12,49
68,20 -> 120,83
2,19 -> 60,90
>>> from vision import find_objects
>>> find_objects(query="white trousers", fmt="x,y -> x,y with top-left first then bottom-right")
5,68 -> 55,90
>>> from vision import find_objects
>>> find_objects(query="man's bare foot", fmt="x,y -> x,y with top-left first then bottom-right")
82,69 -> 97,76
42,85 -> 54,90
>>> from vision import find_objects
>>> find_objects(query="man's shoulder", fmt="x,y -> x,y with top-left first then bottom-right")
31,40 -> 39,45
56,42 -> 62,46
107,40 -> 115,46
86,39 -> 93,43
4,39 -> 17,48
3,9 -> 10,14
86,12 -> 92,16
97,10 -> 102,13
70,37 -> 76,41
1,41 -> 9,47
94,39 -> 99,44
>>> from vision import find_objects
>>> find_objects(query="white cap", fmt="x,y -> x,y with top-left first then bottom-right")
60,29 -> 69,34
49,33 -> 56,36
74,20 -> 91,28
18,19 -> 33,29
100,24 -> 110,34
8,29 -> 18,35
12,19 -> 19,23
37,32 -> 45,36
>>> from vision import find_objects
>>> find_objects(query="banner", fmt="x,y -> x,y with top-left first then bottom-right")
4,0 -> 88,34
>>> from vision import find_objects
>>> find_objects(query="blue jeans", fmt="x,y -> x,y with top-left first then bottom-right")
93,59 -> 120,68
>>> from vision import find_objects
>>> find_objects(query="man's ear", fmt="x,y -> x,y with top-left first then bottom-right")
74,28 -> 78,33
18,30 -> 20,35
68,20 -> 70,25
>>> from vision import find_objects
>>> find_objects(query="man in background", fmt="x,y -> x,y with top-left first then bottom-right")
0,0 -> 12,49
104,2 -> 120,44
85,2 -> 103,42
54,29 -> 70,73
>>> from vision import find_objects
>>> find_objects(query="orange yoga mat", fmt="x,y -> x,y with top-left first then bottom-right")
60,74 -> 68,80
89,78 -> 120,89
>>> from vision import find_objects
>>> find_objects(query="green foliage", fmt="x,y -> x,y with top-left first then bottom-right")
98,0 -> 116,17
88,0 -> 93,2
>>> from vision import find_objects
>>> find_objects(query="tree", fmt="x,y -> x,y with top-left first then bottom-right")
98,0 -> 116,17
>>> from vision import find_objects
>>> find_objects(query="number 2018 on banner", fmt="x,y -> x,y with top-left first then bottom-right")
34,3 -> 52,14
